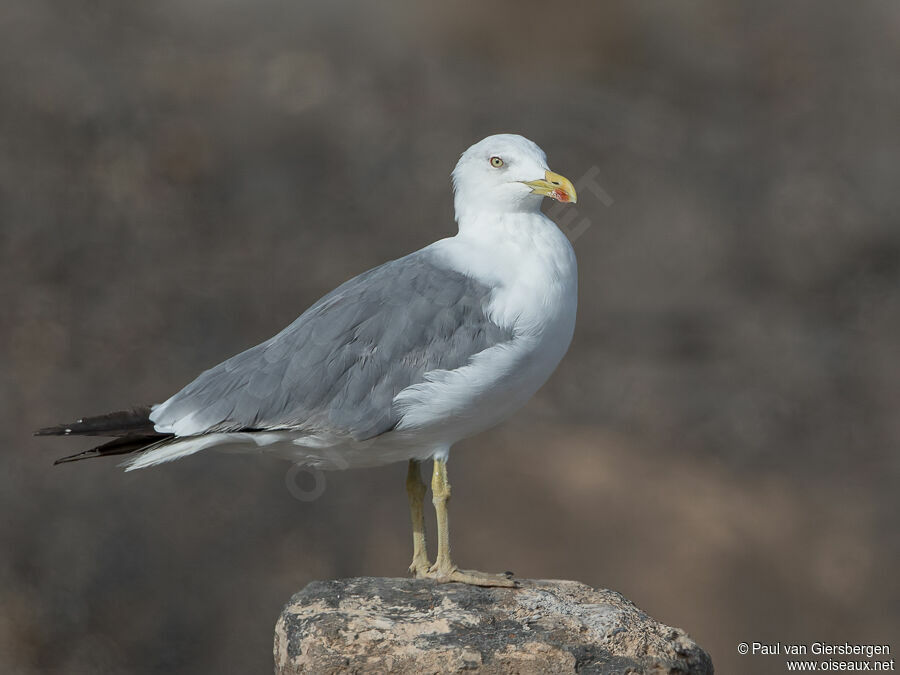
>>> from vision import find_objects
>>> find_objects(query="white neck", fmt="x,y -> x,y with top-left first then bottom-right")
453,192 -> 544,228
453,209 -> 567,255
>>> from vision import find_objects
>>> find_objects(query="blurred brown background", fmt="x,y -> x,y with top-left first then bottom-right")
2,1 -> 898,673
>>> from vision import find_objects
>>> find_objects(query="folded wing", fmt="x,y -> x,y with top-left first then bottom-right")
150,249 -> 515,442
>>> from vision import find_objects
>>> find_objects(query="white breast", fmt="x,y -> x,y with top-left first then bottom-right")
392,212 -> 577,446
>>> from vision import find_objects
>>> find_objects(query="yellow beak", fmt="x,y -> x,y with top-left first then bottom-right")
522,170 -> 577,204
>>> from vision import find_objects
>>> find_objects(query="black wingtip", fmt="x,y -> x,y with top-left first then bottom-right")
35,406 -> 156,438
52,450 -> 96,465
50,434 -> 173,466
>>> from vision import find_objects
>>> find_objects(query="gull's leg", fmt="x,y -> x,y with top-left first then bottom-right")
426,458 -> 517,587
406,459 -> 431,577
429,457 -> 453,574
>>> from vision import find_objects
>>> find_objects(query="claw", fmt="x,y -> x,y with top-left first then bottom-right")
419,564 -> 518,588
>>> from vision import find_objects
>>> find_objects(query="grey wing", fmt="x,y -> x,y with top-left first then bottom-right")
149,250 -> 514,440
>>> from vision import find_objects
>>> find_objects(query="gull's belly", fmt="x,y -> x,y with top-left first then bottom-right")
392,279 -> 577,446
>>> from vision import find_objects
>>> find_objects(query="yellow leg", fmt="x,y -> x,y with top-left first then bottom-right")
424,458 -> 517,587
406,459 -> 431,576
430,457 -> 453,573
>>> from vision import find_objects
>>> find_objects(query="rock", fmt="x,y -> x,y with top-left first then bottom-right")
274,577 -> 713,674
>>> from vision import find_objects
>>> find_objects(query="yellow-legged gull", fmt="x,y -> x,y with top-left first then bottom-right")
37,133 -> 578,586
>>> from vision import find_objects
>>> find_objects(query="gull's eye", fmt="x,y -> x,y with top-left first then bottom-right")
489,156 -> 504,168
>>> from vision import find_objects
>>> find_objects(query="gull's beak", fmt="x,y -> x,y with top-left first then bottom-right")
522,170 -> 577,204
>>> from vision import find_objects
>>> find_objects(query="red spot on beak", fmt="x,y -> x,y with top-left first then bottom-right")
552,188 -> 571,203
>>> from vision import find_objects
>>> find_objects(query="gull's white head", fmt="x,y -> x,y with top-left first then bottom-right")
451,134 -> 577,223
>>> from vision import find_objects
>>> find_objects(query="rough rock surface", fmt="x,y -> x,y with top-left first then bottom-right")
274,577 -> 713,674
